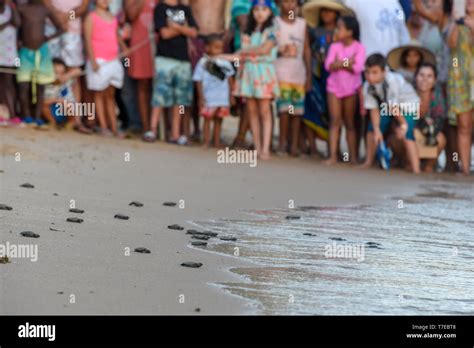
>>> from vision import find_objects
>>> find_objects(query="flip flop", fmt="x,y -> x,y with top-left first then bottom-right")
143,131 -> 157,143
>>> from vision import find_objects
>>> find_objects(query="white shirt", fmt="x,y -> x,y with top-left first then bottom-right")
342,0 -> 410,56
363,70 -> 419,110
193,57 -> 235,107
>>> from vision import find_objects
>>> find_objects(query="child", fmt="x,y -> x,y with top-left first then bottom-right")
16,0 -> 63,128
387,45 -> 436,85
275,0 -> 311,157
324,15 -> 365,165
0,0 -> 20,124
234,0 -> 280,160
42,58 -> 92,132
145,0 -> 198,143
193,34 -> 235,148
361,53 -> 421,174
84,0 -> 127,137
302,1 -> 351,156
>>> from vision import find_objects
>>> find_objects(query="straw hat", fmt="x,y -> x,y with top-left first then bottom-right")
387,44 -> 436,71
302,0 -> 354,28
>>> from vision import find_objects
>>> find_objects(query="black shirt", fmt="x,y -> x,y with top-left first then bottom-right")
154,3 -> 198,61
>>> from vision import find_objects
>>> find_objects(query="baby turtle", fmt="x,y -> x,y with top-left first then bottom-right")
129,201 -> 144,207
163,202 -> 177,207
20,183 -> 34,189
285,215 -> 301,220
69,208 -> 85,214
134,247 -> 151,254
181,262 -> 203,268
201,231 -> 218,237
20,231 -> 40,238
114,214 -> 129,220
303,233 -> 317,237
191,241 -> 207,247
186,229 -> 201,235
0,204 -> 12,211
168,224 -> 184,231
191,235 -> 210,241
220,237 -> 237,242
329,237 -> 346,242
0,256 -> 10,264
67,217 -> 84,223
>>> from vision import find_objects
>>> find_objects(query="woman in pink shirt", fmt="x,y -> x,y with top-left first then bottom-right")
324,15 -> 365,165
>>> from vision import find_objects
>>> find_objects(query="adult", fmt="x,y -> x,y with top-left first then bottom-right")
124,0 -> 157,133
414,63 -> 447,173
342,0 -> 410,56
447,0 -> 474,175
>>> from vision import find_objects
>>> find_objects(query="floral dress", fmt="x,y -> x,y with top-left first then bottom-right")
234,26 -> 280,99
448,24 -> 474,124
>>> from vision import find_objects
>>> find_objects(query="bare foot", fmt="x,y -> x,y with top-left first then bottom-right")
259,152 -> 271,161
324,157 -> 337,166
358,162 -> 372,169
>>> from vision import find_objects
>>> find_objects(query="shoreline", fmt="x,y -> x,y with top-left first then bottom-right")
1,127 -> 471,315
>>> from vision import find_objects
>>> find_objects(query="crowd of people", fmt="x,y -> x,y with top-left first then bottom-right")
0,0 -> 473,175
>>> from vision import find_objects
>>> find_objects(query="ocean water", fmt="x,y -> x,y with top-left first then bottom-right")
193,182 -> 474,315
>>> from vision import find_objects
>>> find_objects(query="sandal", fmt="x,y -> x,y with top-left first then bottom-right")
143,131 -> 157,143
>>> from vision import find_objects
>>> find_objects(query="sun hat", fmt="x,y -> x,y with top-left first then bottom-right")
387,43 -> 436,71
302,0 -> 354,28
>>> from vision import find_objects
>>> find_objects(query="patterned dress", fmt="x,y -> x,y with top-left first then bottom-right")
234,26 -> 280,99
448,24 -> 474,124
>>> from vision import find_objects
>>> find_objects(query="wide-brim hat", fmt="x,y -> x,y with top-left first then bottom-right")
387,44 -> 436,71
302,0 -> 354,28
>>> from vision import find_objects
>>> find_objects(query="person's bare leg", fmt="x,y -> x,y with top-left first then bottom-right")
18,82 -> 31,118
0,73 -> 16,118
137,79 -> 151,132
360,132 -> 377,168
404,139 -> 420,174
290,115 -> 302,156
325,93 -> 342,165
214,117 -> 223,148
104,86 -> 117,134
278,112 -> 289,153
171,106 -> 181,141
304,124 -> 317,156
424,132 -> 447,173
94,91 -> 107,130
41,101 -> 57,126
342,95 -> 358,164
457,111 -> 473,175
258,99 -> 272,160
33,85 -> 45,122
445,124 -> 458,172
247,98 -> 261,155
233,102 -> 249,148
202,117 -> 211,148
183,108 -> 191,139
149,106 -> 162,136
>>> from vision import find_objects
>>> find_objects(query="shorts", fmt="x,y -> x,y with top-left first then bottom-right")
152,56 -> 193,108
277,82 -> 305,115
200,106 -> 230,119
368,112 -> 416,141
16,44 -> 55,85
86,58 -> 124,91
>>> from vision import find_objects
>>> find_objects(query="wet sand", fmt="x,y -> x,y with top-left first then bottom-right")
0,127 -> 468,315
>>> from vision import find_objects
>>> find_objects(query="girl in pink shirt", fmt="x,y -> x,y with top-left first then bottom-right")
324,15 -> 365,165
84,0 -> 128,137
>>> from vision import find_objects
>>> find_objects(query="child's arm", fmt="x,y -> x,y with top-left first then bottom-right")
124,0 -> 146,22
84,13 -> 98,71
118,30 -> 130,57
195,81 -> 205,108
168,21 -> 198,39
45,8 -> 65,40
325,45 -> 343,72
412,0 -> 442,24
369,108 -> 384,144
73,0 -> 90,18
343,44 -> 366,74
